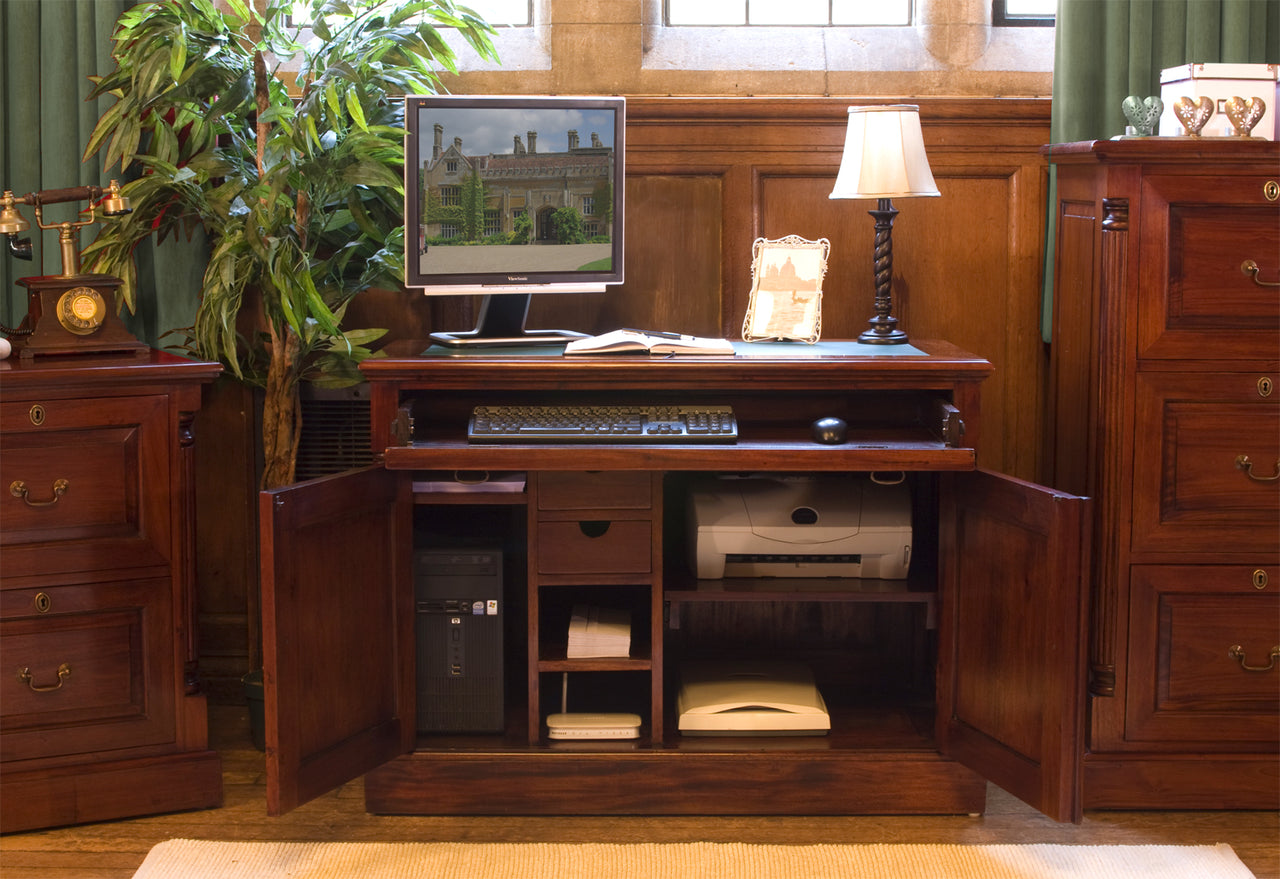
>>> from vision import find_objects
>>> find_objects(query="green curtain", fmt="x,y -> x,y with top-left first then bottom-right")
0,0 -> 204,350
1042,0 -> 1280,340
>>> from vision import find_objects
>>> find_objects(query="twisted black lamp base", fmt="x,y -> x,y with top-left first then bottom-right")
858,197 -> 908,345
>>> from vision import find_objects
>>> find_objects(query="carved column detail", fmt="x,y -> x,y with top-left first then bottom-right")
1088,197 -> 1129,697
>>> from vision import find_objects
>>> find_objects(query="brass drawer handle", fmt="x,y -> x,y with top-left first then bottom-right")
1228,645 -> 1280,673
9,478 -> 69,507
1235,455 -> 1280,482
17,663 -> 72,693
1241,259 -> 1280,287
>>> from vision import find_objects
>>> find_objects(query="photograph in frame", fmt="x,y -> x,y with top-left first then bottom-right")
741,235 -> 830,343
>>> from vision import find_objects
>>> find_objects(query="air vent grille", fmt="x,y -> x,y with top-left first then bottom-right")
296,386 -> 374,481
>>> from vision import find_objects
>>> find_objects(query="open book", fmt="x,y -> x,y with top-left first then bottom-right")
564,328 -> 735,356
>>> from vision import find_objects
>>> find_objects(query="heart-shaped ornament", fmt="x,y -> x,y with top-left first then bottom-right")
1122,95 -> 1163,136
1174,96 -> 1214,136
1225,96 -> 1266,136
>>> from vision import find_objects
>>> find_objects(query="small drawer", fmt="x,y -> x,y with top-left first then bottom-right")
0,579 -> 177,763
536,520 -> 653,575
0,395 -> 171,578
537,472 -> 651,512
1137,174 -> 1279,360
1131,371 -> 1278,557
1125,565 -> 1279,747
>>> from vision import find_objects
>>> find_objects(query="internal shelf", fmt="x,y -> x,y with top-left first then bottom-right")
666,576 -> 937,628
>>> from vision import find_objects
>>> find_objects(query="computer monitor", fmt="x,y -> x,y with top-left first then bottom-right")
404,94 -> 625,347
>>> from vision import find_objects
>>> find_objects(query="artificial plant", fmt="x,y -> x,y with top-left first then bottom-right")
81,0 -> 498,488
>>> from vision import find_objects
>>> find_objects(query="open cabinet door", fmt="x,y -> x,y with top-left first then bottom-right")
259,467 -> 414,815
937,470 -> 1091,823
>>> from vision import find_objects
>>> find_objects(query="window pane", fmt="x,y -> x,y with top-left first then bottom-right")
465,0 -> 531,26
668,0 -> 746,25
292,1 -> 530,27
1003,0 -> 1055,15
832,0 -> 910,25
669,0 -> 910,26
749,0 -> 828,25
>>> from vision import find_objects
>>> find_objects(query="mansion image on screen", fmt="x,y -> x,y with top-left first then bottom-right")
416,119 -> 616,257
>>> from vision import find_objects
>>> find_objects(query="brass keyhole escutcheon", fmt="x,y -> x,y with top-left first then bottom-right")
1255,570 -> 1270,590
1265,180 -> 1280,202
29,404 -> 46,426
34,592 -> 52,613
1259,377 -> 1274,398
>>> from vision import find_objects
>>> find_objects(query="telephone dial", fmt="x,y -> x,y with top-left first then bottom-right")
0,181 -> 146,360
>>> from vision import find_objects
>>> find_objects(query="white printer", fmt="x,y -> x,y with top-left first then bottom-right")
688,475 -> 912,579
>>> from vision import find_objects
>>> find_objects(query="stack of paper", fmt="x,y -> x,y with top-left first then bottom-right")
566,605 -> 631,658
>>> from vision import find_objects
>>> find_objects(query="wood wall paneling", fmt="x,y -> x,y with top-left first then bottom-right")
214,97 -> 1053,701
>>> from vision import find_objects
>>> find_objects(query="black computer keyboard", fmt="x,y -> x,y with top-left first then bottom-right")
467,404 -> 738,444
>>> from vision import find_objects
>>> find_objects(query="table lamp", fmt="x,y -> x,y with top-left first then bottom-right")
829,105 -> 940,345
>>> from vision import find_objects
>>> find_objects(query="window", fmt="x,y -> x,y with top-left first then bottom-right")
666,0 -> 910,26
290,1 -> 531,28
440,186 -> 460,207
993,0 -> 1055,26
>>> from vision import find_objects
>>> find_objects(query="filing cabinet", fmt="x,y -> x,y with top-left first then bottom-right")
0,351 -> 222,831
1046,138 -> 1279,808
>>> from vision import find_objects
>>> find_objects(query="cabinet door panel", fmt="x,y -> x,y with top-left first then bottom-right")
938,470 -> 1090,823
260,467 -> 413,816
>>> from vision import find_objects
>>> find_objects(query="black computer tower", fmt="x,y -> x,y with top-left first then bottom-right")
413,547 -> 504,733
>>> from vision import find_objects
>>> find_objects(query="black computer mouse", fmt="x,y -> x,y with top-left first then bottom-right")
811,416 -> 847,444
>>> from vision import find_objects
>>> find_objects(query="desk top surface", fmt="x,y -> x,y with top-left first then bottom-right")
363,339 -> 993,389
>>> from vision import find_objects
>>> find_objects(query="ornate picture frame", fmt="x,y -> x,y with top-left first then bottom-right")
741,235 -> 829,343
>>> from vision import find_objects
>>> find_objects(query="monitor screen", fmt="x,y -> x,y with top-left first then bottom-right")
404,94 -> 625,347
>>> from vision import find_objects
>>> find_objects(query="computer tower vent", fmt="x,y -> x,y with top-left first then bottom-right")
296,384 -> 373,481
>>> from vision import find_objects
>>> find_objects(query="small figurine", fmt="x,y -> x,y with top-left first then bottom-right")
1121,95 -> 1163,137
1173,96 -> 1214,136
1225,96 -> 1266,137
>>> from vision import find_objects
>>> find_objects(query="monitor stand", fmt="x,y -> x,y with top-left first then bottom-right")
429,294 -> 589,349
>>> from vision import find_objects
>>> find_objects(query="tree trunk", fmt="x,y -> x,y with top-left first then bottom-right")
260,322 -> 302,490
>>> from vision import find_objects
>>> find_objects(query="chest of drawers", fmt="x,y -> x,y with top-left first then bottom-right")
0,351 -> 223,832
1046,139 -> 1279,808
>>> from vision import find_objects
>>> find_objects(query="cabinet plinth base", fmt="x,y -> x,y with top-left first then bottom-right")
1083,754 -> 1280,810
0,749 -> 223,833
364,750 -> 986,815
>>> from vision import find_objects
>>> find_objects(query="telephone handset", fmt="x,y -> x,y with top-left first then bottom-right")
0,182 -> 146,360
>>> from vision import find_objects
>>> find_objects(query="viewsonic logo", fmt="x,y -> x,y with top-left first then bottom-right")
507,275 -> 529,281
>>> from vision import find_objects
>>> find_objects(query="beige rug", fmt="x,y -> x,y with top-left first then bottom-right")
132,839 -> 1256,878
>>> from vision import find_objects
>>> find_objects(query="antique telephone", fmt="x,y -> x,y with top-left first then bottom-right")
0,181 -> 146,360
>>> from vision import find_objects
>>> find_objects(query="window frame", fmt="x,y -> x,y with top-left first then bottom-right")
664,0 -> 912,27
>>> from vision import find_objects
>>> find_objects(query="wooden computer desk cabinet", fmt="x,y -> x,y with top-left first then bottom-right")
0,351 -> 223,832
1045,139 -> 1279,809
260,341 -> 1092,822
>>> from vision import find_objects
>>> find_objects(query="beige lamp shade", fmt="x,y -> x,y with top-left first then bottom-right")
829,105 -> 940,200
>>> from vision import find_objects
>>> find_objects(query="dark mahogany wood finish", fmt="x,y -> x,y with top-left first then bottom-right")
1045,138 -> 1280,810
0,351 -> 223,832
261,343 -> 1092,822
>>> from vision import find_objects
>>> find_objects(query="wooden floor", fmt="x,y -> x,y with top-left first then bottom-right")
2,706 -> 1277,878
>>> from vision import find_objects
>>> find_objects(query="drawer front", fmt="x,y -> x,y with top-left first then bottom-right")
0,395 -> 171,578
0,579 -> 177,763
537,472 -> 651,511
536,520 -> 653,575
1125,565 -> 1279,747
1131,371 -> 1279,557
1138,174 -> 1280,360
